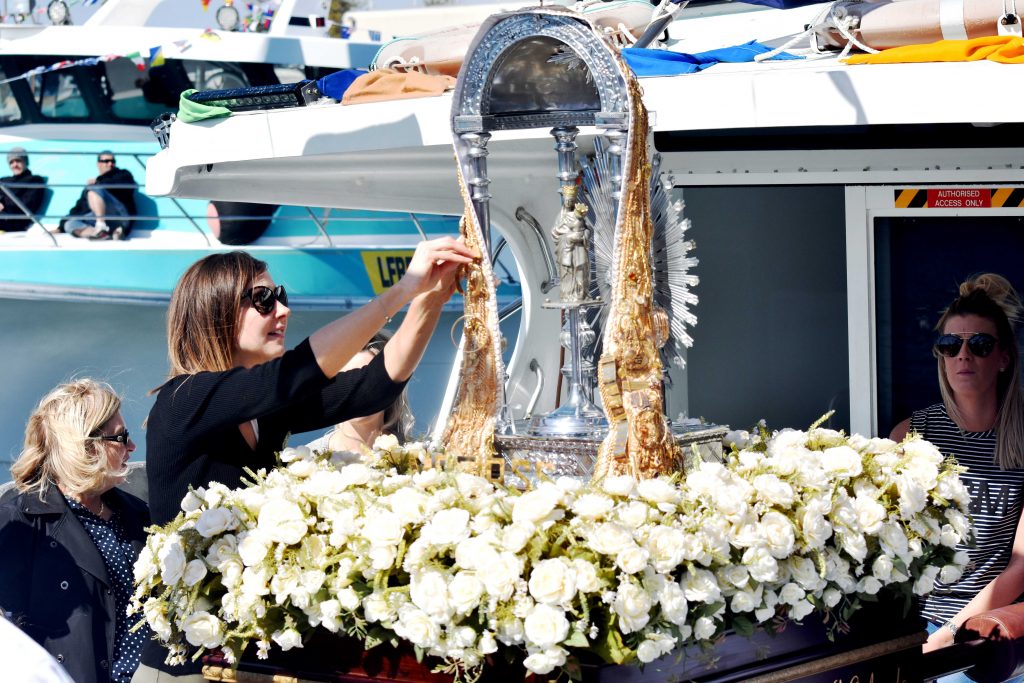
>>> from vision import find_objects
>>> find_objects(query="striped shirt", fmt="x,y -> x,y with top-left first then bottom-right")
913,404 -> 1024,624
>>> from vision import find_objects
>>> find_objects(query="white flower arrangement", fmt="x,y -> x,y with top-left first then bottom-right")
131,422 -> 970,679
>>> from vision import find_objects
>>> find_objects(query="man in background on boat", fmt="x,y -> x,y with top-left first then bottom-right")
59,151 -> 138,241
0,147 -> 46,232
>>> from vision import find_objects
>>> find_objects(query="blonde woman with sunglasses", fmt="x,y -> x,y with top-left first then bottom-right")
890,274 -> 1024,679
0,379 -> 149,683
136,239 -> 474,681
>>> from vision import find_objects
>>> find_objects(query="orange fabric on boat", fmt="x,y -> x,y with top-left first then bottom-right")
846,35 -> 1024,64
341,69 -> 457,105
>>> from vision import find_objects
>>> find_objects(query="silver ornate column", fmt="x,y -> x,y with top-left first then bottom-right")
461,131 -> 493,252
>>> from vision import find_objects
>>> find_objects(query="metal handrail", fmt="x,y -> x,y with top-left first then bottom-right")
0,183 -> 56,246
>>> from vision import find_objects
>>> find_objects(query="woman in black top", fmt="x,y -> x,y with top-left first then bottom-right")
136,238 -> 474,681
0,379 -> 150,683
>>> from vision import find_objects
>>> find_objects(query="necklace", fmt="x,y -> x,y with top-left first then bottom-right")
337,424 -> 379,448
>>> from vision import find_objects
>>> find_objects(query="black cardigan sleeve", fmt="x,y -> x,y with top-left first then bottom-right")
271,349 -> 407,435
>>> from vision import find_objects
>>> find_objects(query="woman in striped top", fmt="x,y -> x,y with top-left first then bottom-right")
891,273 -> 1024,676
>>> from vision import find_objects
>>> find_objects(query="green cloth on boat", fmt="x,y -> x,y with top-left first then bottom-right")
177,89 -> 232,123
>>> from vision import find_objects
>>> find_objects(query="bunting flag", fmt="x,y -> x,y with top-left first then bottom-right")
148,46 -> 165,68
201,0 -> 211,9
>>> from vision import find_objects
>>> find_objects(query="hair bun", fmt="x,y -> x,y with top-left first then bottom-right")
961,273 -> 1023,326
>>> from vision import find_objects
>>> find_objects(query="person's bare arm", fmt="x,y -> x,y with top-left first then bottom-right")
308,236 -> 476,379
923,508 -> 1024,652
889,418 -> 910,442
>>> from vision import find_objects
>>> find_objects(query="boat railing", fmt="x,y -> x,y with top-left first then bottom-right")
0,147 -> 462,248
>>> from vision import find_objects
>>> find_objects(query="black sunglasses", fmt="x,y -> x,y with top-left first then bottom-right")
94,429 -> 130,444
243,285 -> 288,315
934,332 -> 999,358
97,158 -> 114,163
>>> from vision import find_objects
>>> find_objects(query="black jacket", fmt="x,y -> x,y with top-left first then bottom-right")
0,485 -> 149,683
62,167 -> 137,233
141,338 -> 405,674
0,169 -> 46,231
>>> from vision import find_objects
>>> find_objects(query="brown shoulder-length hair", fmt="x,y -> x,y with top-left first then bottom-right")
166,251 -> 268,377
935,273 -> 1024,470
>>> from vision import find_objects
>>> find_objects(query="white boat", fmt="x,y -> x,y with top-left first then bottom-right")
146,0 -> 1024,465
0,0 -> 498,307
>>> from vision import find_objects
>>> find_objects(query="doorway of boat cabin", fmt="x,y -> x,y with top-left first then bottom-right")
846,186 -> 1024,438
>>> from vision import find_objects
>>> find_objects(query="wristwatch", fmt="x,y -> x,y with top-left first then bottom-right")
943,620 -> 959,637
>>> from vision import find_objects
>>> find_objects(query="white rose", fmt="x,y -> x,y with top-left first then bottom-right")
502,523 -> 535,553
279,445 -> 311,462
523,604 -> 570,649
182,611 -> 224,649
143,599 -> 172,641
742,546 -> 779,583
616,501 -> 649,529
180,489 -> 205,513
572,559 -> 602,594
753,474 -> 795,507
421,508 -> 470,546
205,535 -> 238,567
603,475 -> 637,497
940,564 -> 964,584
872,555 -> 894,582
788,556 -> 824,592
837,530 -> 867,563
257,499 -> 307,545
694,616 -> 717,641
158,536 -> 186,585
529,559 -> 577,605
879,521 -> 909,558
682,568 -> 722,603
823,587 -> 842,607
587,522 -> 633,556
637,632 -> 676,663
760,511 -> 796,558
182,559 -> 208,587
372,433 -> 400,451
361,511 -> 405,547
454,536 -> 496,571
616,545 -> 650,575
637,478 -> 679,505
482,552 -> 524,601
363,592 -> 392,624
913,565 -> 940,595
395,605 -> 440,648
896,474 -> 928,518
820,445 -> 863,478
271,627 -> 304,651
857,576 -> 882,595
479,630 -> 498,654
238,532 -> 270,566
287,459 -> 317,478
134,544 -> 158,584
339,463 -> 376,488
613,581 -> 653,634
800,509 -> 833,550
523,646 -> 568,675
779,582 -> 806,605
571,494 -> 614,519
512,486 -> 563,525
643,526 -> 687,574
658,582 -> 689,625
449,571 -> 484,614
496,616 -> 525,645
195,507 -> 235,538
719,565 -> 750,588
789,599 -> 815,621
456,473 -> 494,499
410,569 -> 452,620
853,495 -> 886,534
731,587 -> 761,612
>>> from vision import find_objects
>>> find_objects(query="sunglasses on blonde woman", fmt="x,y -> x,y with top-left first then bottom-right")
934,332 -> 998,358
93,429 -> 130,444
243,285 -> 288,315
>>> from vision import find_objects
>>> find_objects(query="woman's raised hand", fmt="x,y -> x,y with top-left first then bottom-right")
398,236 -> 479,300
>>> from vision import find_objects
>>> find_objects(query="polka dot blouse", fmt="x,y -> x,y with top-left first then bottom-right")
65,496 -> 149,683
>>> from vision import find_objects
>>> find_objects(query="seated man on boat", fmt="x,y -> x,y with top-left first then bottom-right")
59,151 -> 138,241
0,148 -> 46,232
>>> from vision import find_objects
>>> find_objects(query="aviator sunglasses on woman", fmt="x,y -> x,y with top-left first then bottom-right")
934,331 -> 999,358
243,285 -> 287,315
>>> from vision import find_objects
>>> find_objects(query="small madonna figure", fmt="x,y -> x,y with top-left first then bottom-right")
551,184 -> 591,303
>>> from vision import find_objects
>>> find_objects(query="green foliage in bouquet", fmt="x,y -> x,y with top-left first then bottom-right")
131,425 -> 970,680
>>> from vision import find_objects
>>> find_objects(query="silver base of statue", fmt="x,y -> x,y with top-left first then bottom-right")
497,421 -> 729,487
